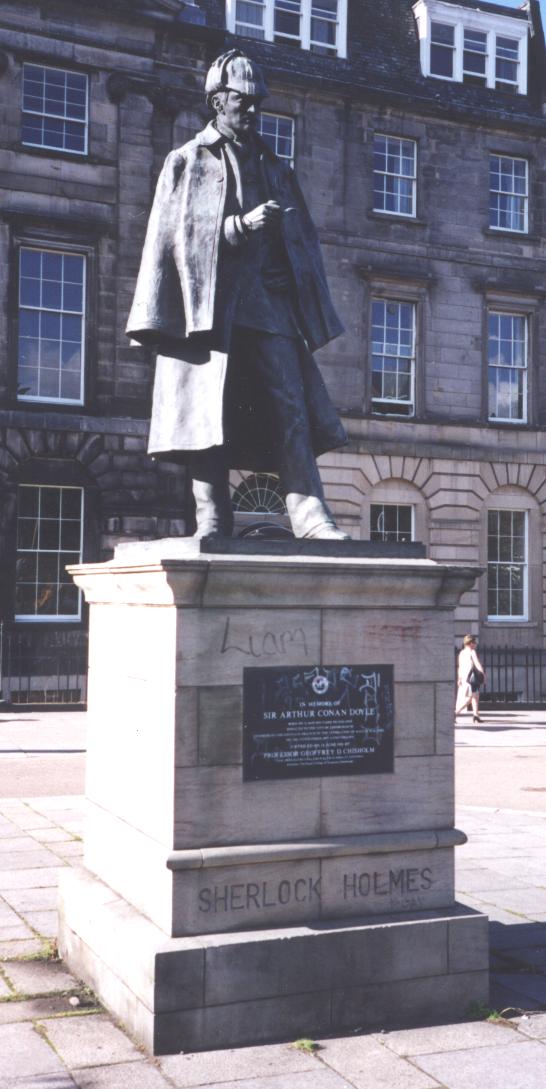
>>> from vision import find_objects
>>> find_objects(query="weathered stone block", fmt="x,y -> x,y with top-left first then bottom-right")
319,755 -> 454,836
173,766 -> 322,847
197,686 -> 242,766
176,608 -> 321,686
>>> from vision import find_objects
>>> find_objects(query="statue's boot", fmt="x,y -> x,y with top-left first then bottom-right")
192,478 -> 233,539
285,493 -> 350,541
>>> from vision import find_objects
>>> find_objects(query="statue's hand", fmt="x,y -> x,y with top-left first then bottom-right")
242,201 -> 282,233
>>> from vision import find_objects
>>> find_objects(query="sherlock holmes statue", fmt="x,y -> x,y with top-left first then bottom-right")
126,50 -> 349,540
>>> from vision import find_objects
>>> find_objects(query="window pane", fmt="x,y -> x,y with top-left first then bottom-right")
373,135 -> 416,216
257,112 -> 295,163
488,311 -> 527,421
39,519 -> 60,550
22,64 -> 88,154
370,504 -> 413,543
15,486 -> 83,619
489,155 -> 527,232
430,22 -> 454,77
487,508 -> 527,618
58,584 -> 80,614
371,299 -> 416,416
61,489 -> 83,520
17,518 -> 39,550
18,249 -> 85,404
275,0 -> 301,37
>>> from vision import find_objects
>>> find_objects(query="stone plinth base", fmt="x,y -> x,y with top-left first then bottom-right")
59,544 -> 488,1052
59,866 -> 488,1054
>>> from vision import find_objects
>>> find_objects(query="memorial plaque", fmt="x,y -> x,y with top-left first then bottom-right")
243,664 -> 394,781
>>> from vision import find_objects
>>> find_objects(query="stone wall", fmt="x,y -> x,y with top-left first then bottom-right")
0,0 -> 545,652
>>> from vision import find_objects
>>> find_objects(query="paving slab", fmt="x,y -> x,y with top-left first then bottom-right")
379,1020 -> 522,1055
0,901 -> 30,929
0,937 -> 43,959
414,1039 -> 546,1089
2,886 -> 60,913
515,1013 -> 546,1039
71,1061 -> 173,1089
479,889 -> 546,915
52,842 -> 85,860
0,849 -> 63,870
3,958 -> 79,996
0,920 -> 37,941
0,1020 -> 68,1079
0,837 -> 44,853
21,909 -> 59,938
0,823 -> 19,839
11,814 -> 57,831
3,1075 -> 77,1089
158,1042 -> 318,1085
316,1035 -> 440,1088
31,827 -> 77,843
27,795 -> 86,811
163,1073 -> 355,1089
38,1013 -> 144,1069
0,867 -> 65,891
455,867 -> 533,893
0,994 -> 84,1024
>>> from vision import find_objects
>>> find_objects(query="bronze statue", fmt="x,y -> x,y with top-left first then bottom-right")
127,49 -> 349,539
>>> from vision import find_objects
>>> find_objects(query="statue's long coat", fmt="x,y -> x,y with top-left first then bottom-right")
126,122 -> 346,469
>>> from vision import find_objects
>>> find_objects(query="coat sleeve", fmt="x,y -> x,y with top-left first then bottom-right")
125,151 -> 188,348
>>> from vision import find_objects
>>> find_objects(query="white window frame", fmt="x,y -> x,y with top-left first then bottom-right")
413,0 -> 528,95
15,485 -> 84,622
17,246 -> 86,406
489,154 -> 528,234
487,508 -> 528,621
22,63 -> 89,155
371,298 -> 416,418
495,34 -> 520,94
226,0 -> 348,58
487,311 -> 528,425
257,111 -> 295,166
370,503 -> 414,544
463,27 -> 488,85
373,134 -> 417,219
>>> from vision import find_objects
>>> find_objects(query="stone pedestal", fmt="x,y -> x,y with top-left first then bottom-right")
58,540 -> 488,1053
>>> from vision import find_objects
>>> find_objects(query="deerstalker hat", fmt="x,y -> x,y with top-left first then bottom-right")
205,49 -> 268,104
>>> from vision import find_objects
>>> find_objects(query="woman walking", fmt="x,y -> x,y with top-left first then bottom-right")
456,634 -> 486,724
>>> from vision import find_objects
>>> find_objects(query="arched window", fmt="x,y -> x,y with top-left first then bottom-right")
482,486 -> 540,636
365,478 -> 428,550
232,473 -> 286,515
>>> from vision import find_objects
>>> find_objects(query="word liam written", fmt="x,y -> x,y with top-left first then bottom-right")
220,616 -> 308,659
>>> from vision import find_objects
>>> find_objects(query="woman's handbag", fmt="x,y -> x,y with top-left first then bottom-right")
467,667 -> 484,689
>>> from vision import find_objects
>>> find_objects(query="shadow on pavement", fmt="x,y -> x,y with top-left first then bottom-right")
489,920 -> 546,1013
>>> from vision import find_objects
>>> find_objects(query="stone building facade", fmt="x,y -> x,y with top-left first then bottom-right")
0,0 -> 545,694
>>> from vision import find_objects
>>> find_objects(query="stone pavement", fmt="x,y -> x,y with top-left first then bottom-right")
0,709 -> 546,1087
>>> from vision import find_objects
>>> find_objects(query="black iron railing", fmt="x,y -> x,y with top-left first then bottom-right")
0,624 -> 88,708
457,645 -> 546,707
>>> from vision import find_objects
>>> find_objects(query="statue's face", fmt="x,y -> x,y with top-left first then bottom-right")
215,90 -> 264,139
